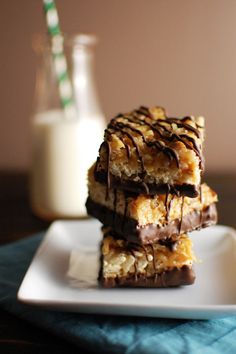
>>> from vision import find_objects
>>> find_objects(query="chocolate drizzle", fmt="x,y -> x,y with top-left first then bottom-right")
168,196 -> 174,222
126,242 -> 145,280
126,241 -> 164,282
179,196 -> 185,234
119,136 -> 131,158
111,115 -> 180,168
149,244 -> 157,272
122,196 -> 129,233
138,244 -> 148,280
103,141 -> 111,200
163,117 -> 201,138
159,238 -> 178,252
141,182 -> 150,194
129,248 -> 138,281
165,185 -> 171,222
97,106 -> 203,196
130,107 -> 202,165
199,185 -> 203,225
113,189 -> 117,224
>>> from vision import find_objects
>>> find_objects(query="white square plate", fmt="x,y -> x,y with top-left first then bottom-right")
18,220 -> 236,319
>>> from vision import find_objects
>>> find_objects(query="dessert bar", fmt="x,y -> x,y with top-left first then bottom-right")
95,106 -> 205,197
99,228 -> 196,288
87,164 -> 217,244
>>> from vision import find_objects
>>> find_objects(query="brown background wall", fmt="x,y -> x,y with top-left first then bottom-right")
0,0 -> 236,172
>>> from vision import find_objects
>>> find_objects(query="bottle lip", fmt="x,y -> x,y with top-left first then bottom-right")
71,34 -> 98,46
32,33 -> 98,53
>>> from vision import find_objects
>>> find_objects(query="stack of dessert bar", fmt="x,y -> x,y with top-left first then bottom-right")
86,106 -> 218,288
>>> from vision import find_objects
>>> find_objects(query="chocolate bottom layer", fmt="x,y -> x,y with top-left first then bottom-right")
95,170 -> 199,197
100,265 -> 196,288
86,197 -> 217,244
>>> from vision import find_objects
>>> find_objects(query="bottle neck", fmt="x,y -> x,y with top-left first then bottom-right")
72,46 -> 103,119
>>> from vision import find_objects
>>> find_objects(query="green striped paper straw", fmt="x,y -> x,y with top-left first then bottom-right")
43,0 -> 76,118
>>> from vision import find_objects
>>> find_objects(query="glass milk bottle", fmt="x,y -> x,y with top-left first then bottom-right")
30,34 -> 105,219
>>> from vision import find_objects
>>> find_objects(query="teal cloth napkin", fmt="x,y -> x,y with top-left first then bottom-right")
0,233 -> 235,354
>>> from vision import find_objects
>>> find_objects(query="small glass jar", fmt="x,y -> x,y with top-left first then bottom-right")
30,34 -> 105,220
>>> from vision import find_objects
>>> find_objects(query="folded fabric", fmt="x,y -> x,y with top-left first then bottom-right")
0,233 -> 235,354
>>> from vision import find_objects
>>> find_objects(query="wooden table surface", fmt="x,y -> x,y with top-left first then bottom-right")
0,172 -> 235,353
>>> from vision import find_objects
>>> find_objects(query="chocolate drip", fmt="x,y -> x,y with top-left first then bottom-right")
165,185 -> 170,222
106,125 -> 146,177
109,119 -> 180,168
133,107 -> 202,167
138,244 -> 149,262
119,136 -> 131,158
199,185 -> 203,225
137,105 -> 154,117
137,107 -> 172,135
181,116 -> 195,122
149,244 -> 157,274
168,195 -> 174,221
141,182 -> 150,194
172,133 -> 203,169
125,241 -> 155,279
121,110 -> 202,169
129,249 -> 138,280
127,111 -> 169,135
127,242 -> 157,279
122,196 -> 128,233
166,118 -> 201,138
136,107 -> 201,140
113,189 -> 117,224
164,186 -> 175,224
155,128 -> 203,169
159,239 -> 178,252
179,196 -> 185,234
103,140 -> 111,200
102,227 -> 111,239
121,114 -> 180,168
128,243 -> 150,282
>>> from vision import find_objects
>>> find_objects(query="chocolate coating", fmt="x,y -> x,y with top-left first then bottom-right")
100,265 -> 196,288
95,170 -> 199,197
86,197 -> 217,244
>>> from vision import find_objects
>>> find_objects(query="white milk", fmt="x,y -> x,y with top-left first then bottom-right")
30,109 -> 104,219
